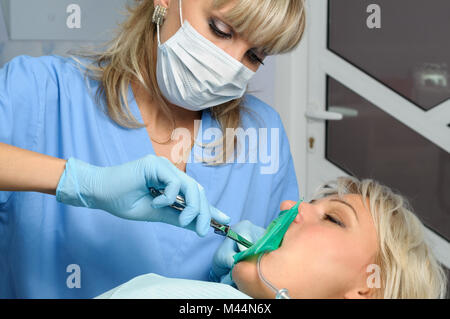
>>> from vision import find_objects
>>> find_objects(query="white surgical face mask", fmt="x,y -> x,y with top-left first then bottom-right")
156,0 -> 256,111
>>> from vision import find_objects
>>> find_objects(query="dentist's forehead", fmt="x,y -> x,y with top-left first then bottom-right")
208,0 -> 305,56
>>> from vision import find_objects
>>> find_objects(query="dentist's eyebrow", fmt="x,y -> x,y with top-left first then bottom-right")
330,199 -> 359,222
211,7 -> 233,27
212,9 -> 268,57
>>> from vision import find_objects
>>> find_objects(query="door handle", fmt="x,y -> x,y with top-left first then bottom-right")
329,106 -> 359,118
305,109 -> 344,121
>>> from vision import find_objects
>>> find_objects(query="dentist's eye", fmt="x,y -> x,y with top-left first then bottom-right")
209,18 -> 264,66
209,18 -> 232,39
323,214 -> 345,228
247,50 -> 265,65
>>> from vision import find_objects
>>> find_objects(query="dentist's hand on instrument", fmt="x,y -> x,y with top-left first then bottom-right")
56,155 -> 230,237
210,220 -> 266,285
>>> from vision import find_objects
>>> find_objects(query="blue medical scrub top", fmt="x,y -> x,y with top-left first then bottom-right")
0,55 -> 299,298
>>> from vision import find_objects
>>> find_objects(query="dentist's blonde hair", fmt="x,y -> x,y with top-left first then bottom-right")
71,0 -> 306,162
313,176 -> 448,299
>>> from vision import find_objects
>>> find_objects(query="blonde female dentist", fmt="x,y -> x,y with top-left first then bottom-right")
0,0 -> 306,298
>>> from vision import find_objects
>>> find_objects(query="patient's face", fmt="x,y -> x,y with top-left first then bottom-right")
232,194 -> 379,299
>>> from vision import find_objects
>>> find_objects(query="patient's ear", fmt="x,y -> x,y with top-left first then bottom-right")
344,287 -> 373,299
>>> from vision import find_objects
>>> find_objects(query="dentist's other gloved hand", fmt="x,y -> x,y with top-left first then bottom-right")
210,220 -> 266,285
56,155 -> 230,237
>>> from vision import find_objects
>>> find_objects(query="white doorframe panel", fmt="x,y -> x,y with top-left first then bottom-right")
306,0 -> 343,197
274,8 -> 310,197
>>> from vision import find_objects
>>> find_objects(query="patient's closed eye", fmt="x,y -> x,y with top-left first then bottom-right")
323,213 -> 345,227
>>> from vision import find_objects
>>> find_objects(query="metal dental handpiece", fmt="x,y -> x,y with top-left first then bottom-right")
149,187 -> 254,248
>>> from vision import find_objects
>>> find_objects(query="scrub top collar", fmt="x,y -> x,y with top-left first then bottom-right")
116,84 -> 214,171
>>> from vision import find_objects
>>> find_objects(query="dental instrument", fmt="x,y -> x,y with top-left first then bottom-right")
149,187 -> 254,248
232,200 -> 303,299
232,200 -> 301,264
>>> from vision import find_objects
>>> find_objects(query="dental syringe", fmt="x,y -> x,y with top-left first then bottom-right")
149,187 -> 254,248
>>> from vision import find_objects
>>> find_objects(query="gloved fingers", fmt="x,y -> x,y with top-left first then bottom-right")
237,242 -> 250,252
220,272 -> 235,286
178,181 -> 201,227
212,263 -> 234,283
209,269 -> 220,283
154,206 -> 183,225
195,189 -> 212,237
213,236 -> 239,274
232,220 -> 252,233
253,226 -> 267,240
234,220 -> 266,242
151,179 -> 181,208
209,206 -> 230,225
129,197 -> 180,224
195,212 -> 210,237
145,156 -> 181,207
235,228 -> 257,246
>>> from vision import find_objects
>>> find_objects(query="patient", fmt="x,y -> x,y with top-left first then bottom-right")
98,177 -> 448,299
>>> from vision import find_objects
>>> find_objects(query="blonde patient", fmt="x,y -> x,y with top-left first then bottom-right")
99,177 -> 447,299
232,176 -> 448,299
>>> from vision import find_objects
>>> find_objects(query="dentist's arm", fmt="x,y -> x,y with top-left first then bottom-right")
0,142 -> 229,236
0,142 -> 66,195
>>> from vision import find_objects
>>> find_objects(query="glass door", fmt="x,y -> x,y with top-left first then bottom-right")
306,0 -> 450,270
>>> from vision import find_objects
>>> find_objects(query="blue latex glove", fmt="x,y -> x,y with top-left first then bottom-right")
210,220 -> 266,285
56,155 -> 230,237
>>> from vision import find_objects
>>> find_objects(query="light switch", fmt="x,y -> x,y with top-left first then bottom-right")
1,0 -> 131,41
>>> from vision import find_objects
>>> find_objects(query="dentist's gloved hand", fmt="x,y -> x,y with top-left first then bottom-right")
210,220 -> 266,285
56,155 -> 230,237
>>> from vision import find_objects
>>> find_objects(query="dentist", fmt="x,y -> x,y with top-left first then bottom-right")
0,0 -> 306,298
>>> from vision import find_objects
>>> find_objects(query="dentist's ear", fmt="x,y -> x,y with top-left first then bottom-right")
154,0 -> 170,7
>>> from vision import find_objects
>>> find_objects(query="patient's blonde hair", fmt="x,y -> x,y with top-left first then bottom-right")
312,176 -> 448,299
71,0 -> 306,162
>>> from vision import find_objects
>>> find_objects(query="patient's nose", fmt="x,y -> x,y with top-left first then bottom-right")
293,201 -> 319,224
280,200 -> 297,211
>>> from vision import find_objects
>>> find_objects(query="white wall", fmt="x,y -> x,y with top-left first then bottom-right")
274,31 -> 309,197
247,56 -> 276,107
0,3 -> 99,66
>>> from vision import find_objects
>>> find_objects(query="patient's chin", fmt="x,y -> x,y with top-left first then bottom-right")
231,261 -> 248,288
232,258 -> 260,297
